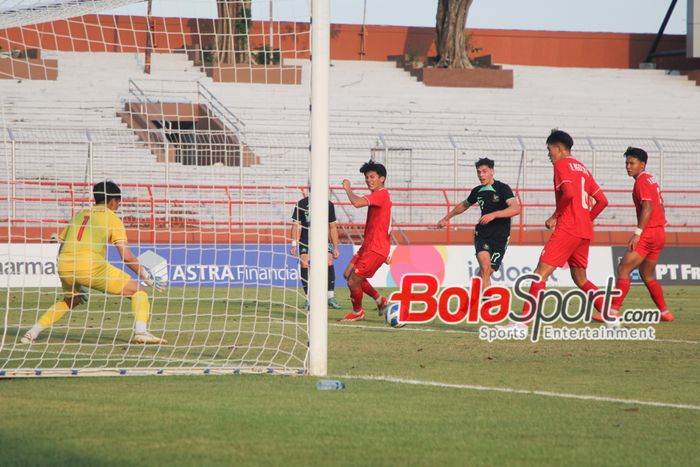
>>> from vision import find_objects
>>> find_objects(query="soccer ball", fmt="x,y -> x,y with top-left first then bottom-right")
385,303 -> 405,328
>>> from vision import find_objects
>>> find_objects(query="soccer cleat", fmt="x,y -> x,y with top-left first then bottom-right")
341,310 -> 366,322
76,285 -> 90,302
328,297 -> 342,309
604,318 -> 622,330
591,312 -> 621,329
377,296 -> 390,317
659,311 -> 675,322
20,332 -> 34,344
132,332 -> 168,345
591,312 -> 620,322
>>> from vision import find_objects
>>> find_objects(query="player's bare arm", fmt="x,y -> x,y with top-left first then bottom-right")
479,198 -> 521,225
290,222 -> 300,256
438,201 -> 469,228
629,200 -> 653,251
115,241 -> 153,286
330,222 -> 340,259
342,179 -> 369,208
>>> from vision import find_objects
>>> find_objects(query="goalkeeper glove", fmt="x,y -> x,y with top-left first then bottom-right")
77,285 -> 90,302
141,269 -> 165,291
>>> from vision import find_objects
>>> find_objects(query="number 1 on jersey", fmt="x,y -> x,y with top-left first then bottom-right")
76,216 -> 90,241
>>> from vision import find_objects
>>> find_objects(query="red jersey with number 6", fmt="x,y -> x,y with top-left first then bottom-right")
362,188 -> 392,257
553,157 -> 601,239
633,172 -> 666,228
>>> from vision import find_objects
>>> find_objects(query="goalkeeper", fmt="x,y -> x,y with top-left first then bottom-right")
21,181 -> 167,345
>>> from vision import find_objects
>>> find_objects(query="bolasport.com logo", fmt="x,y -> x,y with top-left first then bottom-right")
388,273 -> 659,342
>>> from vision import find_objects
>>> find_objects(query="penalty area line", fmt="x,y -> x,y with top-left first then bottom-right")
654,338 -> 699,345
339,374 -> 700,412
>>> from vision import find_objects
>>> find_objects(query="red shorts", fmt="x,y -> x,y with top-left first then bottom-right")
540,229 -> 590,268
635,226 -> 665,261
351,248 -> 387,279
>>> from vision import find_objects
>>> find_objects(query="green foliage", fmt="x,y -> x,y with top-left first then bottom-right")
234,5 -> 252,36
254,45 -> 280,66
202,47 -> 216,66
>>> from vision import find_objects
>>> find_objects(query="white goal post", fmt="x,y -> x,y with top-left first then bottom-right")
0,0 -> 328,377
308,0 -> 330,376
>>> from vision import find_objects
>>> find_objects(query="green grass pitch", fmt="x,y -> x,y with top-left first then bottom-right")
1,285 -> 699,466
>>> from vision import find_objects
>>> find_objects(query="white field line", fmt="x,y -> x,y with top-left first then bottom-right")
339,374 -> 700,411
330,323 -> 700,344
654,338 -> 700,344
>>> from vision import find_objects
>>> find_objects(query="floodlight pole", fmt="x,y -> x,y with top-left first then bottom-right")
308,0 -> 330,377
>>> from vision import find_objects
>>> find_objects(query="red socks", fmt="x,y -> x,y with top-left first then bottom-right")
350,280 -> 380,314
645,279 -> 668,312
611,278 -> 667,313
521,280 -> 546,320
581,280 -> 605,313
361,280 -> 380,300
610,278 -> 631,312
350,287 -> 364,313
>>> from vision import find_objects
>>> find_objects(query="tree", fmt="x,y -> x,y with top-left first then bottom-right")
215,0 -> 252,64
436,0 -> 474,68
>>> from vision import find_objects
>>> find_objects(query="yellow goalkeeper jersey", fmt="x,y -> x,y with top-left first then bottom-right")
58,204 -> 128,260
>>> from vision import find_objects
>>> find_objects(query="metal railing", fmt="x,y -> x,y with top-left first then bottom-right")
1,182 -> 699,246
197,81 -> 246,139
3,129 -> 700,233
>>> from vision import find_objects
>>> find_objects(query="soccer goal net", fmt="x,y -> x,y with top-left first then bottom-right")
0,0 -> 322,377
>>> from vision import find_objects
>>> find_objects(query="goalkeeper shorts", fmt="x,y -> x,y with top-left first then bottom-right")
58,258 -> 132,298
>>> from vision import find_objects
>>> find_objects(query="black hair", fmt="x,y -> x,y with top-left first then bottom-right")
624,146 -> 648,164
475,157 -> 495,169
93,180 -> 121,205
546,129 -> 574,150
360,160 -> 387,178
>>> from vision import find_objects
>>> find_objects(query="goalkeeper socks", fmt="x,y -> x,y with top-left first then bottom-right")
361,280 -> 380,300
300,267 -> 309,295
610,277 -> 631,312
350,287 -> 364,312
37,301 -> 70,329
521,280 -> 546,321
581,280 -> 605,313
645,279 -> 668,312
131,290 -> 150,324
328,265 -> 335,292
28,324 -> 45,339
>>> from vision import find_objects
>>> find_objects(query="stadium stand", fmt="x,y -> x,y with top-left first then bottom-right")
1,52 -> 699,233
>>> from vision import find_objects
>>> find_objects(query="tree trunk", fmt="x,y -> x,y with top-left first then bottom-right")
215,0 -> 252,65
436,0 -> 473,68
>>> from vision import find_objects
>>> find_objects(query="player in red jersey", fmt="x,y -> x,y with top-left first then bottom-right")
593,147 -> 673,323
340,160 -> 392,321
503,130 -> 609,329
